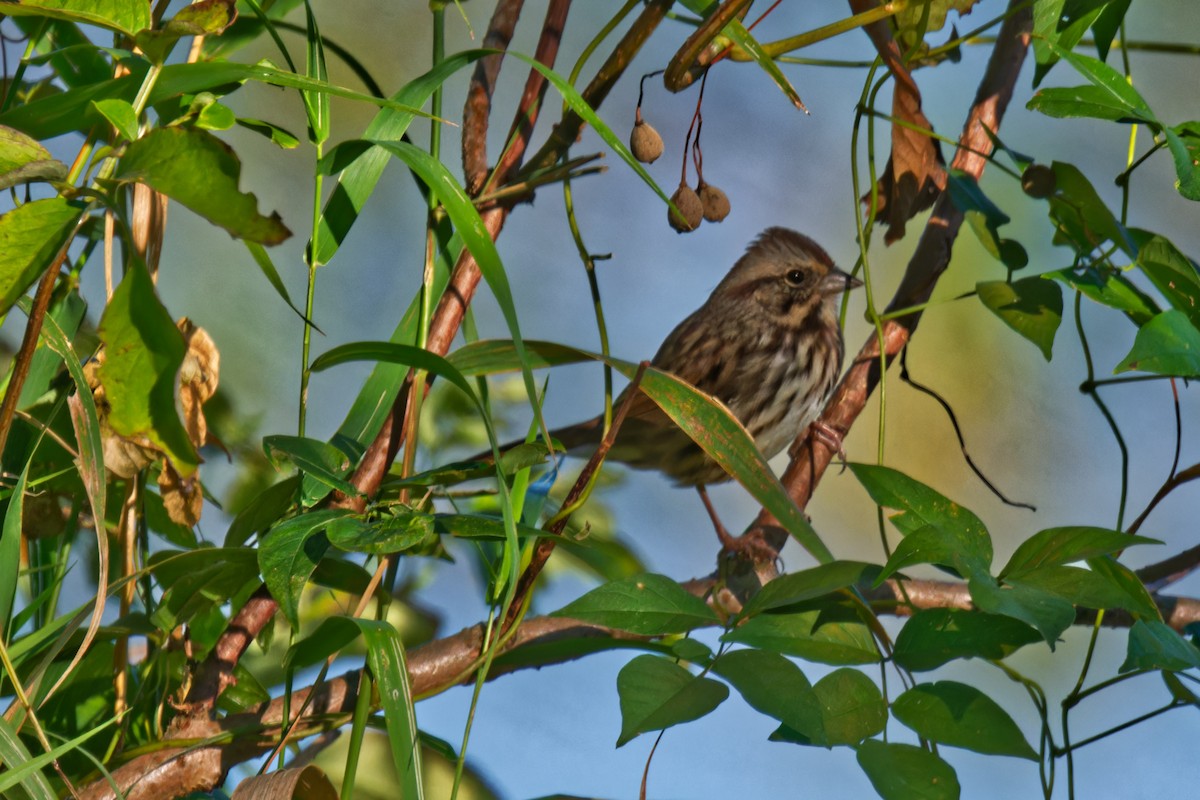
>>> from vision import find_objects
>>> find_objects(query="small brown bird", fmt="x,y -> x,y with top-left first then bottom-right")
513,227 -> 860,550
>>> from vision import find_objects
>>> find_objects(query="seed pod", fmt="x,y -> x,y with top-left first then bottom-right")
698,182 -> 730,222
668,184 -> 703,233
630,119 -> 664,164
1021,164 -> 1056,199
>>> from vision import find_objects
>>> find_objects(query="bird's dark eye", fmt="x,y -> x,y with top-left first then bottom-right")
785,268 -> 805,286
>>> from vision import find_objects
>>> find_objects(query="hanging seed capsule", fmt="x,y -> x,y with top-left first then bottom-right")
630,118 -> 664,164
698,182 -> 730,222
1021,164 -> 1056,198
668,183 -> 703,232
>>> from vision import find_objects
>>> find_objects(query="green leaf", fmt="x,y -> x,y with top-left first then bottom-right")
968,575 -> 1075,646
0,197 -> 82,318
893,681 -> 1037,760
151,555 -> 260,631
258,509 -> 350,628
357,618 -> 424,800
877,524 -> 975,581
194,98 -> 236,131
0,712 -> 56,800
1084,0 -> 1132,61
226,475 -> 300,547
236,117 -> 301,149
1044,265 -> 1158,326
0,713 -> 120,794
448,338 -> 590,376
977,277 -> 1063,361
1007,565 -> 1146,613
202,0 -> 303,60
790,668 -> 886,747
1164,123 -> 1200,201
1137,236 -> 1200,327
1048,161 -> 1135,256
947,171 -> 1026,269
717,10 -> 807,112
1162,671 -> 1200,706
148,547 -> 258,588
1028,83 -> 1152,124
97,262 -> 199,475
1120,620 -> 1200,672
1088,555 -> 1160,619
262,434 -> 357,503
217,662 -> 271,714
671,638 -> 714,665
310,555 -> 375,597
284,615 -> 365,671
309,336 -> 526,595
712,649 -> 822,739
91,97 -> 138,141
18,289 -> 85,407
724,603 -> 881,665
739,561 -> 881,618
1032,0 -> 1105,86
300,0 -> 329,146
135,0 -> 236,64
0,0 -> 151,38
0,462 -> 28,636
326,512 -> 434,556
551,574 -> 719,636
1046,40 -> 1158,124
1115,309 -> 1200,377
0,124 -> 67,188
0,59 -> 430,142
616,654 -> 728,747
38,302 -> 106,596
115,127 -> 290,244
849,463 -> 991,579
893,608 -> 1040,672
430,513 -> 545,541
1001,526 -> 1159,578
856,740 -> 961,800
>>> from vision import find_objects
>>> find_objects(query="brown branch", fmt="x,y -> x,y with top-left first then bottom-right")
1137,543 -> 1200,593
746,1 -> 1034,557
178,584 -> 277,716
80,673 -> 361,800
81,571 -> 1200,800
518,0 -> 673,178
1128,462 -> 1200,537
463,0 -> 527,194
488,0 -> 571,197
0,232 -> 76,458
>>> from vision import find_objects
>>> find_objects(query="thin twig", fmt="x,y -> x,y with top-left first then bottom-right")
899,345 -> 1035,511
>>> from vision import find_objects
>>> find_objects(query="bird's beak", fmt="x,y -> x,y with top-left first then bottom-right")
821,268 -> 863,295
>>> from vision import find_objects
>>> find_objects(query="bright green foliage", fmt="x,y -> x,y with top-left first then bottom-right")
97,263 -> 198,475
